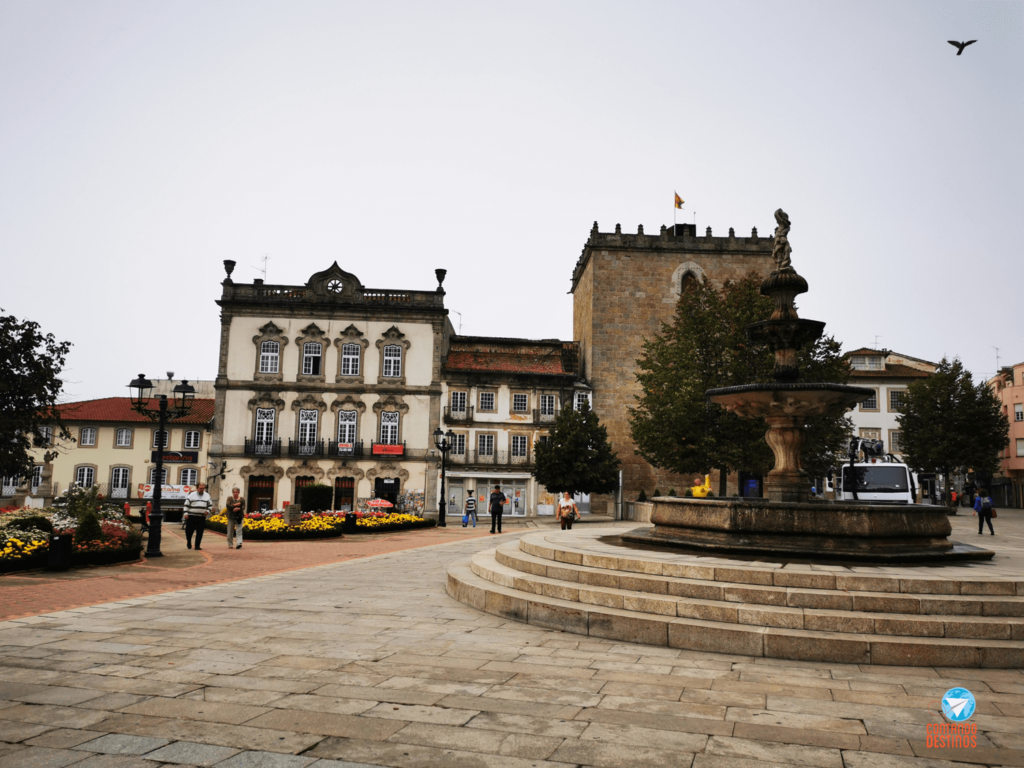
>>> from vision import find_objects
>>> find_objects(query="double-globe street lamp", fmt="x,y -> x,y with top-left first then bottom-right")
433,427 -> 456,528
128,374 -> 195,557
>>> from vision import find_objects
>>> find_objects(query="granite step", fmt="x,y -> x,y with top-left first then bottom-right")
495,540 -> 1024,617
446,554 -> 1024,668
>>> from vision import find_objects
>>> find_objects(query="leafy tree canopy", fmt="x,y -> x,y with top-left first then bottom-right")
629,273 -> 852,482
532,400 -> 620,496
0,310 -> 72,480
898,357 -> 1008,499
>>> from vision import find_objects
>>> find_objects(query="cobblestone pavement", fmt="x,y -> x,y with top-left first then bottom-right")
1,522 -> 1022,768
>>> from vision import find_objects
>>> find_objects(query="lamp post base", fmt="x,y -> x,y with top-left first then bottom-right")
145,513 -> 164,558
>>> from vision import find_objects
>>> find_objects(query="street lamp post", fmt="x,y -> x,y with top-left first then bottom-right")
433,427 -> 455,528
128,374 -> 195,557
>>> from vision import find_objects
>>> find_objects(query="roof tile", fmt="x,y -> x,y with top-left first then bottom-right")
50,397 -> 215,424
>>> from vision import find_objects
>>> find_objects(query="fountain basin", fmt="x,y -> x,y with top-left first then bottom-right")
621,497 -> 994,563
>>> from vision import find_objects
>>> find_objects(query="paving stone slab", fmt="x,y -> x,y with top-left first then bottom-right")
141,741 -> 240,765
75,734 -> 170,755
213,751 -> 316,768
1,745 -> 93,768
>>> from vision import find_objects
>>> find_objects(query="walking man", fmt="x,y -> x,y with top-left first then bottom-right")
224,486 -> 245,549
184,482 -> 213,550
463,490 -> 477,528
489,484 -> 506,534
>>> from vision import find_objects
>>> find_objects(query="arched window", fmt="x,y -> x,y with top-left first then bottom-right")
149,467 -> 168,484
75,466 -> 95,487
111,467 -> 130,497
116,428 -> 132,447
680,272 -> 699,294
180,468 -> 198,486
153,430 -> 169,448
184,430 -> 201,449
80,427 -> 96,446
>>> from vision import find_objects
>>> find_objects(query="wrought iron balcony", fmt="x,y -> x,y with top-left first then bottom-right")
444,405 -> 474,424
244,438 -> 281,457
534,407 -> 559,424
328,440 -> 365,458
288,438 -> 324,457
447,449 -> 533,467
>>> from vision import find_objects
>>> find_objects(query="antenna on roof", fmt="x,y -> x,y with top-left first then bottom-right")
993,346 -> 1001,371
252,254 -> 268,282
872,335 -> 882,350
451,310 -> 462,334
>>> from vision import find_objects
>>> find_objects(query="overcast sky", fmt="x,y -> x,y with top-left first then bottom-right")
2,0 -> 1021,402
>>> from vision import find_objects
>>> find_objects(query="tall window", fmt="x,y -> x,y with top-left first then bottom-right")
479,392 -> 495,411
116,428 -> 132,447
31,465 -> 43,490
38,426 -> 52,445
153,430 -> 168,448
1016,403 -> 1023,422
149,467 -> 168,484
860,391 -> 878,410
298,409 -> 319,447
478,434 -> 495,456
450,434 -> 466,455
383,345 -> 402,378
341,344 -> 361,376
512,394 -> 528,413
540,395 -> 555,416
255,408 -> 276,451
81,427 -> 96,446
111,467 -> 130,497
337,411 -> 357,445
889,389 -> 907,412
574,392 -> 591,411
889,431 -> 903,453
1018,438 -> 1024,458
260,341 -> 280,374
183,431 -> 200,449
180,468 -> 198,486
451,392 -> 467,412
75,466 -> 95,487
302,342 -> 322,376
380,412 -> 400,444
511,435 -> 528,457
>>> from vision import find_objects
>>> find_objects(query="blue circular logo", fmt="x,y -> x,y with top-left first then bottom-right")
941,687 -> 976,721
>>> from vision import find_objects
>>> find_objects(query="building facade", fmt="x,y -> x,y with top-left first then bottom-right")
440,336 -> 586,518
5,397 -> 215,508
988,361 -> 1024,508
208,262 -> 453,515
571,221 -> 775,502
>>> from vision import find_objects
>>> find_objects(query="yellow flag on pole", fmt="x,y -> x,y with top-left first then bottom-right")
674,193 -> 684,209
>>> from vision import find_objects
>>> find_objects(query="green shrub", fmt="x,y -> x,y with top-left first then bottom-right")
684,488 -> 693,497
5,515 -> 54,535
668,488 -> 676,497
637,489 -> 647,502
706,491 -> 715,497
653,489 -> 662,497
76,510 -> 103,544
297,483 -> 333,512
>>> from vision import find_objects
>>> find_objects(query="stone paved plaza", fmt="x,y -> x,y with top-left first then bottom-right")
2,516 -> 1023,768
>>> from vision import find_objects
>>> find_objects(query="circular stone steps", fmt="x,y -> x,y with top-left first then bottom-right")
445,529 -> 1024,668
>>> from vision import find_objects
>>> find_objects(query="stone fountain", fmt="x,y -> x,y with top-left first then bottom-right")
623,210 -> 993,563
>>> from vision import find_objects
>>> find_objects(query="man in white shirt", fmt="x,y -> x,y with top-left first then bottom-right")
183,482 -> 213,550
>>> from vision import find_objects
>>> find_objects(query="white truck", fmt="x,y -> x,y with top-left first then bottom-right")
836,438 -> 918,504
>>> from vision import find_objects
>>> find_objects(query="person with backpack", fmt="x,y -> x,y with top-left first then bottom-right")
974,488 -> 996,535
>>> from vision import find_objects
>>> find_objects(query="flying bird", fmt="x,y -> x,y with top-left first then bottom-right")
948,40 -> 977,55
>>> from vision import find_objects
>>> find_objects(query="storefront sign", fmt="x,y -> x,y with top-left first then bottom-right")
137,483 -> 194,500
150,450 -> 199,464
372,444 -> 404,456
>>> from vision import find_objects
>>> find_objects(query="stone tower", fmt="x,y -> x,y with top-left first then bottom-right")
571,222 -> 775,503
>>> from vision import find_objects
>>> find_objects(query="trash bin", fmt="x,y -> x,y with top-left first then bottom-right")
47,533 -> 73,571
344,513 -> 357,534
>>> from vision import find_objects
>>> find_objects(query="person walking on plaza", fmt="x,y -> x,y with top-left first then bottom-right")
557,491 -> 579,530
489,485 -> 506,534
974,488 -> 996,535
463,490 -> 477,528
183,482 -> 213,550
224,486 -> 245,549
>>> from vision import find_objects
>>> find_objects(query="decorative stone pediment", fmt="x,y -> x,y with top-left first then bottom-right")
239,458 -> 284,480
367,461 -> 409,481
248,391 -> 285,412
327,461 -> 365,481
372,394 -> 409,415
330,394 -> 366,414
375,325 -> 410,351
291,392 -> 327,413
286,460 -> 325,480
306,262 -> 362,300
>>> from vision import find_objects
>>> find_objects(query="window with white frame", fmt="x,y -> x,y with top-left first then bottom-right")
851,355 -> 884,371
111,467 -> 130,492
478,434 -> 495,456
512,394 -> 528,413
860,391 -> 878,410
31,465 -> 43,490
1,476 -> 18,495
341,343 -> 361,376
298,409 -> 319,446
180,468 -> 198,486
511,435 -> 528,457
38,426 -> 52,445
380,411 -> 400,444
1018,438 -> 1024,458
260,341 -> 280,374
450,391 -> 467,412
116,428 -> 132,447
540,395 -> 556,416
479,392 -> 495,411
337,411 -> 357,445
255,409 -> 276,446
450,434 -> 466,455
152,430 -> 168,448
302,342 -> 322,376
574,392 -> 591,411
1016,403 -> 1023,422
81,427 -> 96,446
75,466 -> 95,487
383,345 -> 402,378
149,467 -> 168,484
889,389 -> 907,412
184,430 -> 200,449
889,430 -> 903,453
860,428 -> 881,441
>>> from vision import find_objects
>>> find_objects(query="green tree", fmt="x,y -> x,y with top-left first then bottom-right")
629,274 -> 852,493
0,311 -> 72,480
898,357 -> 1009,505
532,400 -> 620,496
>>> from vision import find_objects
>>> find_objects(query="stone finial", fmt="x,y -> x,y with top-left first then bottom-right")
637,224 -> 644,235
752,226 -> 758,237
223,260 -> 236,283
705,226 -> 712,237
660,225 -> 667,233
435,268 -> 447,294
591,221 -> 599,235
728,227 -> 735,237
615,223 -> 622,234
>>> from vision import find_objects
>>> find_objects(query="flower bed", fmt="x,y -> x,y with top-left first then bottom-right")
354,512 -> 435,533
207,512 -> 345,540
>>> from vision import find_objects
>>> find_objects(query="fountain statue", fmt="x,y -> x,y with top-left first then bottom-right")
623,210 -> 992,563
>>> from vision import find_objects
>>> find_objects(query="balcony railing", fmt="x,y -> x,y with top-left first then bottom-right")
370,441 -> 406,458
245,438 -> 282,457
444,405 -> 474,424
448,449 -> 533,467
535,407 -> 559,423
288,439 -> 325,457
328,440 -> 365,458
